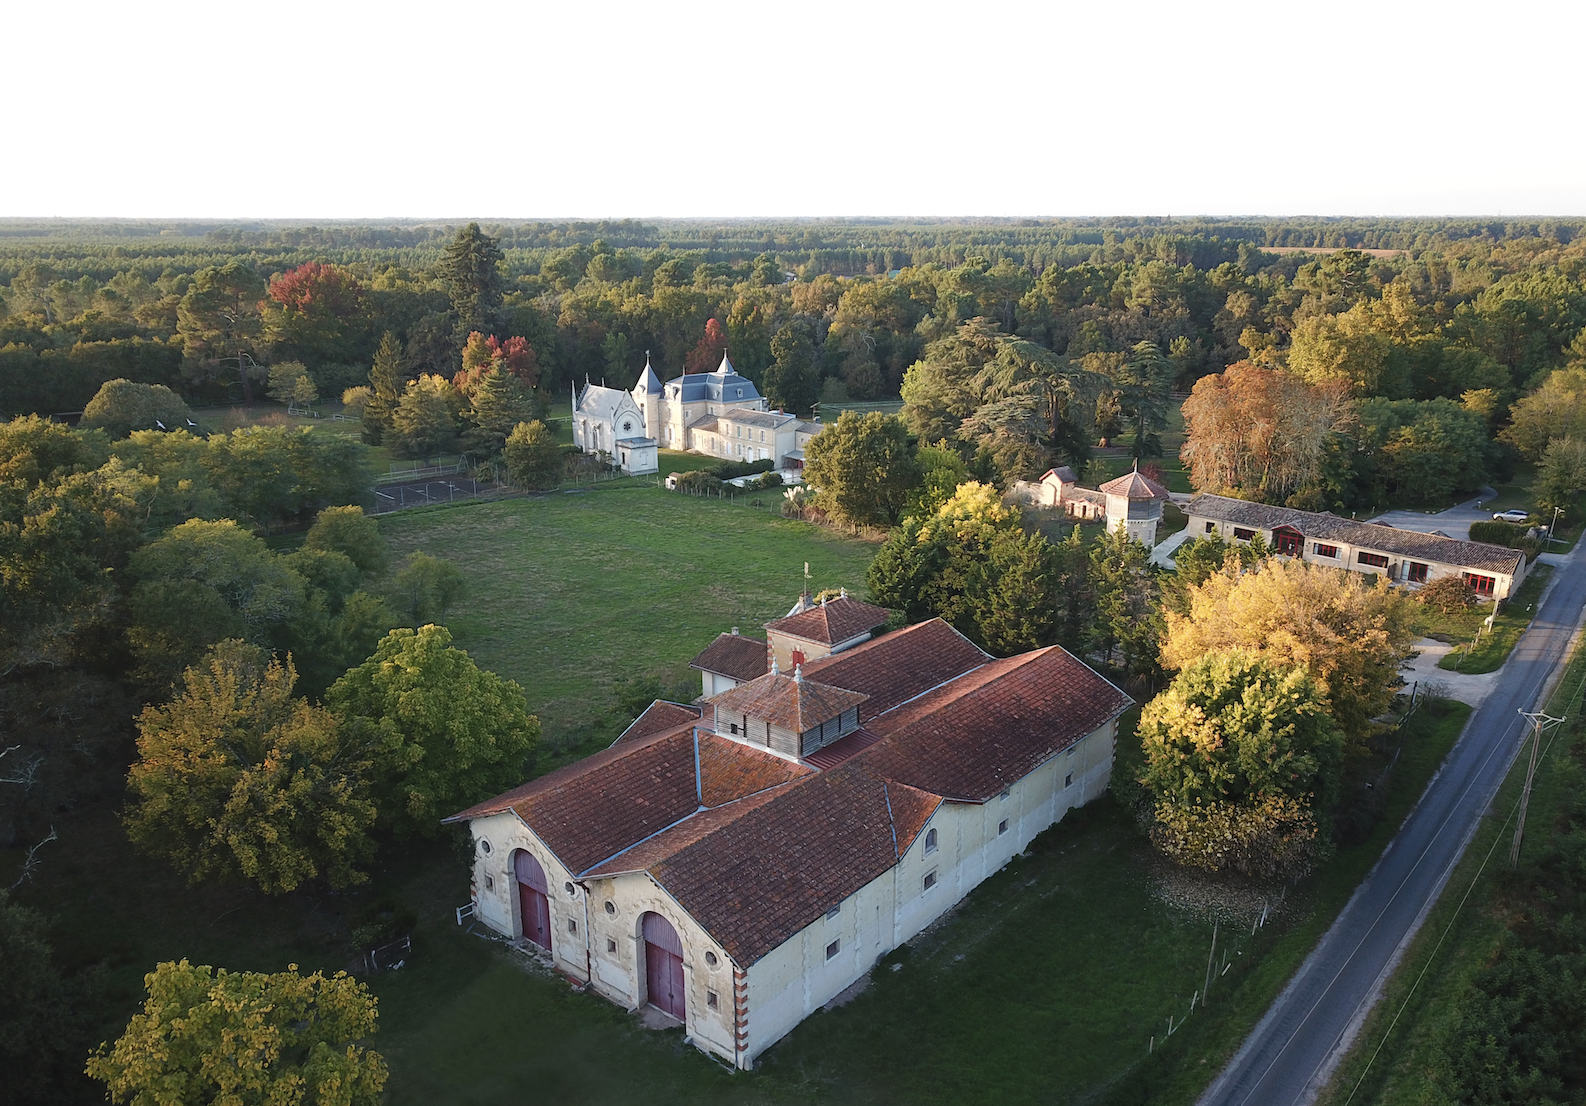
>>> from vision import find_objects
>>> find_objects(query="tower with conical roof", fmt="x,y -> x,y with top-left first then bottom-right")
631,350 -> 663,437
1098,461 -> 1170,546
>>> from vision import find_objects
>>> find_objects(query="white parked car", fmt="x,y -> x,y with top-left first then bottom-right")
1492,509 -> 1530,523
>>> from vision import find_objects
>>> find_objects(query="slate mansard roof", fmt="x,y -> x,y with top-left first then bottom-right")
452,618 -> 1132,966
1187,493 -> 1525,576
664,352 -> 763,404
689,631 -> 769,682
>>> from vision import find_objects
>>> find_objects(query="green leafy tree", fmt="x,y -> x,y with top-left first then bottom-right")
1088,523 -> 1163,680
305,504 -> 389,577
503,419 -> 564,490
1536,435 -> 1586,514
388,374 -> 462,459
1138,648 -> 1343,877
110,428 -> 225,529
87,959 -> 387,1106
763,321 -> 821,414
79,379 -> 193,438
127,519 -> 308,681
266,360 -> 317,408
326,625 -> 539,837
1112,340 -> 1173,459
125,641 -> 376,894
437,222 -> 505,344
804,411 -> 921,528
386,551 -> 466,626
175,260 -> 266,404
0,890 -> 101,1106
201,425 -> 373,529
907,442 -> 970,517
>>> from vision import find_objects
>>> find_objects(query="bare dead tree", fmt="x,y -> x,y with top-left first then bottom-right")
9,825 -> 57,891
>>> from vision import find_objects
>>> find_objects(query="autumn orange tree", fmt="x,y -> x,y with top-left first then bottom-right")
1179,361 -> 1354,503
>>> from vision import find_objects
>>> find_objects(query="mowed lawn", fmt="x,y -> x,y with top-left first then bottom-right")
378,486 -> 877,751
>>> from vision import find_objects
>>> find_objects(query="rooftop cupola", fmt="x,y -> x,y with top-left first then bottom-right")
708,668 -> 868,761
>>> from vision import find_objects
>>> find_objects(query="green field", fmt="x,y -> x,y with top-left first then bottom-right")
377,487 -> 876,752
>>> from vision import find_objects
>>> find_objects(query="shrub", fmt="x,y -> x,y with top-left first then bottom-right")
673,470 -> 722,494
79,379 -> 192,439
350,896 -> 417,950
706,457 -> 774,480
1469,519 -> 1527,545
757,470 -> 785,489
1418,575 -> 1475,615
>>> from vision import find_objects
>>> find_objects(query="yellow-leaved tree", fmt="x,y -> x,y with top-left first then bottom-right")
87,960 -> 387,1105
1162,557 -> 1417,751
125,640 -> 376,895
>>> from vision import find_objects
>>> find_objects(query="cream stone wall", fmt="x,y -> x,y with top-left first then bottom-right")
738,718 -> 1118,1069
466,717 -> 1120,1071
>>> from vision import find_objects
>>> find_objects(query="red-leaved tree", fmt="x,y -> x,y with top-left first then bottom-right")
265,262 -> 365,317
685,318 -> 728,373
454,332 -> 539,392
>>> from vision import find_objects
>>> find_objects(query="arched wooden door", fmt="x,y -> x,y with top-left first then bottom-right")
642,912 -> 686,1020
514,850 -> 552,953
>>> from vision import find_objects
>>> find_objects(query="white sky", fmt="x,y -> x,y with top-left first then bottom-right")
6,0 -> 1583,220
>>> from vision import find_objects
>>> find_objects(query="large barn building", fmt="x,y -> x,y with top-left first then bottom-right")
447,597 -> 1131,1069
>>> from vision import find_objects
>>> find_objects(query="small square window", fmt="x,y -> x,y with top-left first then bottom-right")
825,903 -> 840,920
825,939 -> 840,960
1065,773 -> 1073,788
998,819 -> 1009,835
484,875 -> 494,890
1205,520 -> 1216,534
999,788 -> 1011,802
568,919 -> 577,933
1068,744 -> 1077,757
923,870 -> 938,891
607,938 -> 617,953
708,990 -> 719,1009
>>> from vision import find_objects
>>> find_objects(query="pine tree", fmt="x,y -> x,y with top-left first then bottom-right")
438,223 -> 504,343
363,332 -> 405,445
465,366 -> 535,455
1087,523 -> 1163,681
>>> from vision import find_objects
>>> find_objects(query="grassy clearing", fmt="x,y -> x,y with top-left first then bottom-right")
1433,564 -> 1553,674
1316,638 -> 1586,1106
378,487 -> 877,752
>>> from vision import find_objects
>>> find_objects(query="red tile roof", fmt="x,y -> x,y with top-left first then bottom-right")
709,672 -> 869,733
765,596 -> 889,645
452,620 -> 1130,967
860,646 -> 1132,802
1098,469 -> 1170,499
613,700 -> 702,745
689,632 -> 768,682
594,762 -> 941,964
802,726 -> 884,771
801,618 -> 991,720
444,729 -> 808,876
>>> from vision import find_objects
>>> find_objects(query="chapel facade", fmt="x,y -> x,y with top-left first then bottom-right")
448,595 -> 1132,1070
572,351 -> 820,474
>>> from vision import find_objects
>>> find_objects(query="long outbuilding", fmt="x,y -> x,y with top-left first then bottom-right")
1184,493 -> 1528,599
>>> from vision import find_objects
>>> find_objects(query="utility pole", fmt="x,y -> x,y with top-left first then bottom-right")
1511,709 -> 1565,867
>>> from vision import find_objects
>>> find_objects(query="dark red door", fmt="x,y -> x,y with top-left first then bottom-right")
515,850 -> 552,953
642,912 -> 686,1020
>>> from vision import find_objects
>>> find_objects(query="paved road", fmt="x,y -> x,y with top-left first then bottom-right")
1198,545 -> 1586,1106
